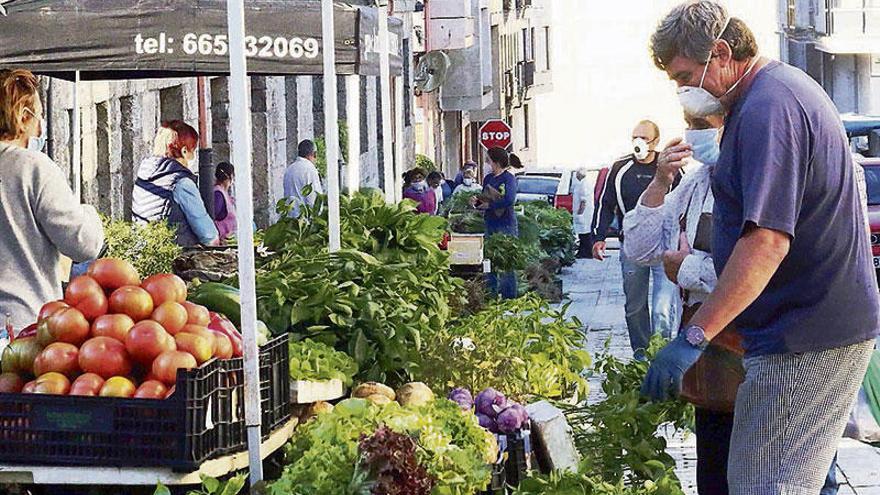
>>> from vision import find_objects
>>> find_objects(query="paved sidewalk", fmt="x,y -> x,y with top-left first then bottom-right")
561,254 -> 880,495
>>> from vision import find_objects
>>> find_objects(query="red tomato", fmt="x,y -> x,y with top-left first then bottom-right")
37,301 -> 69,323
181,302 -> 210,327
46,307 -> 91,346
125,321 -> 175,365
99,376 -> 136,398
64,276 -> 108,321
79,337 -> 133,379
33,372 -> 71,395
91,314 -> 135,343
33,342 -> 80,378
21,380 -> 37,394
134,380 -> 168,399
151,302 -> 189,335
174,332 -> 213,364
141,274 -> 187,306
87,259 -> 141,291
210,330 -> 234,360
208,313 -> 243,357
0,373 -> 24,393
151,351 -> 197,385
70,373 -> 105,396
108,286 -> 155,322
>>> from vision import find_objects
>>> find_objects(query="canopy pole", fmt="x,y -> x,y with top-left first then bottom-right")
224,0 -> 263,485
393,76 -> 404,203
71,71 -> 81,201
323,0 -> 341,252
378,1 -> 395,203
345,75 -> 361,195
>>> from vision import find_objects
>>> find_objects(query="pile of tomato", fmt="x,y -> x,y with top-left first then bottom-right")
0,258 -> 243,399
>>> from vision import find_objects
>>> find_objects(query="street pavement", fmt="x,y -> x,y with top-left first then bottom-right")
561,252 -> 880,495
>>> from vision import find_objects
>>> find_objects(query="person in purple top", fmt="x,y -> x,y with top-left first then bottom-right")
213,162 -> 237,244
642,2 -> 879,493
402,167 -> 436,214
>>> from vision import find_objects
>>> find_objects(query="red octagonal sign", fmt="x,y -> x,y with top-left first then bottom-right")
479,120 -> 512,150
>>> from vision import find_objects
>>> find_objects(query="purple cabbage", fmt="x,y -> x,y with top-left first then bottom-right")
497,404 -> 529,433
476,413 -> 498,433
447,388 -> 474,411
475,388 -> 507,417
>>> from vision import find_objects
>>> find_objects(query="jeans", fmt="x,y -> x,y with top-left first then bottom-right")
619,245 -> 680,357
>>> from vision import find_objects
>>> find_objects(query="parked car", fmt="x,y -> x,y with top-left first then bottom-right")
842,114 -> 880,158
860,157 -> 880,283
514,168 -> 578,212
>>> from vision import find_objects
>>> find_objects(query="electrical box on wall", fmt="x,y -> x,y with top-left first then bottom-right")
427,0 -> 475,50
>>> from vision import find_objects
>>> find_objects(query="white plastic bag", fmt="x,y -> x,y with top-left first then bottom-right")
844,388 -> 880,444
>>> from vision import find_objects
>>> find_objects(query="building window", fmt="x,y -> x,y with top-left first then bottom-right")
521,28 -> 529,62
523,104 -> 530,149
787,0 -> 796,28
530,27 -> 536,63
544,27 -> 551,71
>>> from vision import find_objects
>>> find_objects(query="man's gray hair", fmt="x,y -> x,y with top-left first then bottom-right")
650,0 -> 758,71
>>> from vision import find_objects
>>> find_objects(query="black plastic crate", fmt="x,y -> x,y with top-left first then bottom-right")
504,430 -> 531,487
478,462 -> 507,495
0,334 -> 290,471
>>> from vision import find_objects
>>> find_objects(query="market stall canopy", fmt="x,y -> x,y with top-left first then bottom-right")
0,0 -> 403,79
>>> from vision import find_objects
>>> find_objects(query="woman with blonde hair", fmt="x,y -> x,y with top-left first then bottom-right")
0,69 -> 104,331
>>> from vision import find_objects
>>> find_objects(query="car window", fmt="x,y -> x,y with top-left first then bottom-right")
864,166 -> 880,206
517,177 -> 560,195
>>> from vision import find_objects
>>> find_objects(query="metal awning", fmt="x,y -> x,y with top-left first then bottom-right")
0,0 -> 402,78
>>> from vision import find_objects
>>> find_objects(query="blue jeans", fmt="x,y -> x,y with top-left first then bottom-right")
619,245 -> 680,357
821,454 -> 839,495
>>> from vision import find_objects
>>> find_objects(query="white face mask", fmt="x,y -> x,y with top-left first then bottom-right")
632,138 -> 652,161
677,17 -> 760,118
463,178 -> 474,186
24,108 -> 47,152
411,180 -> 428,191
684,128 -> 721,166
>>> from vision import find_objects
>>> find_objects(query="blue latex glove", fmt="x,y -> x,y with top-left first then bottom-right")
640,333 -> 704,402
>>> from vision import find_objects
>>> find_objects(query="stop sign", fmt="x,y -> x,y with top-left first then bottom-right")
479,120 -> 512,150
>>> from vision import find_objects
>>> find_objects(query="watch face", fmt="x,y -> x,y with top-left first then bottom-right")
686,326 -> 705,346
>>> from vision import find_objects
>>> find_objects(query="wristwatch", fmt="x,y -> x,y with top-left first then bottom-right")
684,324 -> 709,351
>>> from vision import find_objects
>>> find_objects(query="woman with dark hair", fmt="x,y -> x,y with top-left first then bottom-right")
132,120 -> 219,247
472,146 -> 519,298
402,167 -> 436,214
213,162 -> 237,244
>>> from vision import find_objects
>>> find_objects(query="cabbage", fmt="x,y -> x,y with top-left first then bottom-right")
476,413 -> 498,433
497,406 -> 525,433
447,387 -> 474,411
475,388 -> 506,417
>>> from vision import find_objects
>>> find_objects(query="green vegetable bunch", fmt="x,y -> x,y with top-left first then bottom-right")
522,202 -> 577,267
314,119 -> 350,178
513,463 -> 682,495
268,398 -> 496,495
484,234 -> 545,273
421,294 -> 591,402
415,154 -> 437,173
102,216 -> 182,277
289,339 -> 359,387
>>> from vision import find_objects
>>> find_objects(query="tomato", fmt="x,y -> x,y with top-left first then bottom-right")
33,342 -> 80,378
99,376 -> 136,398
21,380 -> 36,394
91,314 -> 135,343
46,307 -> 91,346
64,275 -> 108,321
151,351 -> 197,385
174,332 -> 213,364
210,330 -> 234,360
208,313 -> 243,357
0,372 -> 25,393
1,337 -> 44,375
181,302 -> 210,327
34,372 -> 71,395
37,301 -> 69,322
79,337 -> 132,379
151,302 -> 188,335
141,274 -> 187,306
179,324 -> 214,341
16,323 -> 38,339
87,258 -> 141,291
108,286 -> 155,322
70,373 -> 105,396
134,380 -> 168,399
125,320 -> 176,365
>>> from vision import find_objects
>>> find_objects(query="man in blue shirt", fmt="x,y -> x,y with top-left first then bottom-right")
642,2 -> 880,493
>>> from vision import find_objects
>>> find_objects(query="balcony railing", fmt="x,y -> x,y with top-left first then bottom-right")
826,0 -> 880,36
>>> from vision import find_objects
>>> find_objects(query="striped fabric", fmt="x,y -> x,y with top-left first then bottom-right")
728,339 -> 875,495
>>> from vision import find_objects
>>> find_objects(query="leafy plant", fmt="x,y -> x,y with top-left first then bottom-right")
447,212 -> 485,234
102,216 -> 182,277
290,338 -> 359,387
268,398 -> 495,495
415,154 -> 436,173
513,463 -> 682,495
421,294 -> 590,402
484,234 -> 544,273
314,119 -> 350,178
522,202 -> 577,267
154,473 -> 246,495
354,426 -> 437,495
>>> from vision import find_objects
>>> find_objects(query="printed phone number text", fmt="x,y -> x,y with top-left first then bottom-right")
135,33 -> 320,59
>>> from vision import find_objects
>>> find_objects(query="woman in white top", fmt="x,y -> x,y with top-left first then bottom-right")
452,167 -> 482,196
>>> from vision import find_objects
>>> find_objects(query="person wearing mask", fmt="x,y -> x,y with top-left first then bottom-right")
427,171 -> 445,214
132,120 -> 218,247
592,120 -> 682,359
403,167 -> 436,214
453,167 -> 482,196
283,139 -> 324,218
471,147 -> 522,298
213,162 -> 237,244
642,3 -> 878,493
0,69 -> 105,331
573,167 -> 594,259
454,161 -> 478,188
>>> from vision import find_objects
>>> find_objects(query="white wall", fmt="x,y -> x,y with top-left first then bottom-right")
533,0 -> 780,169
